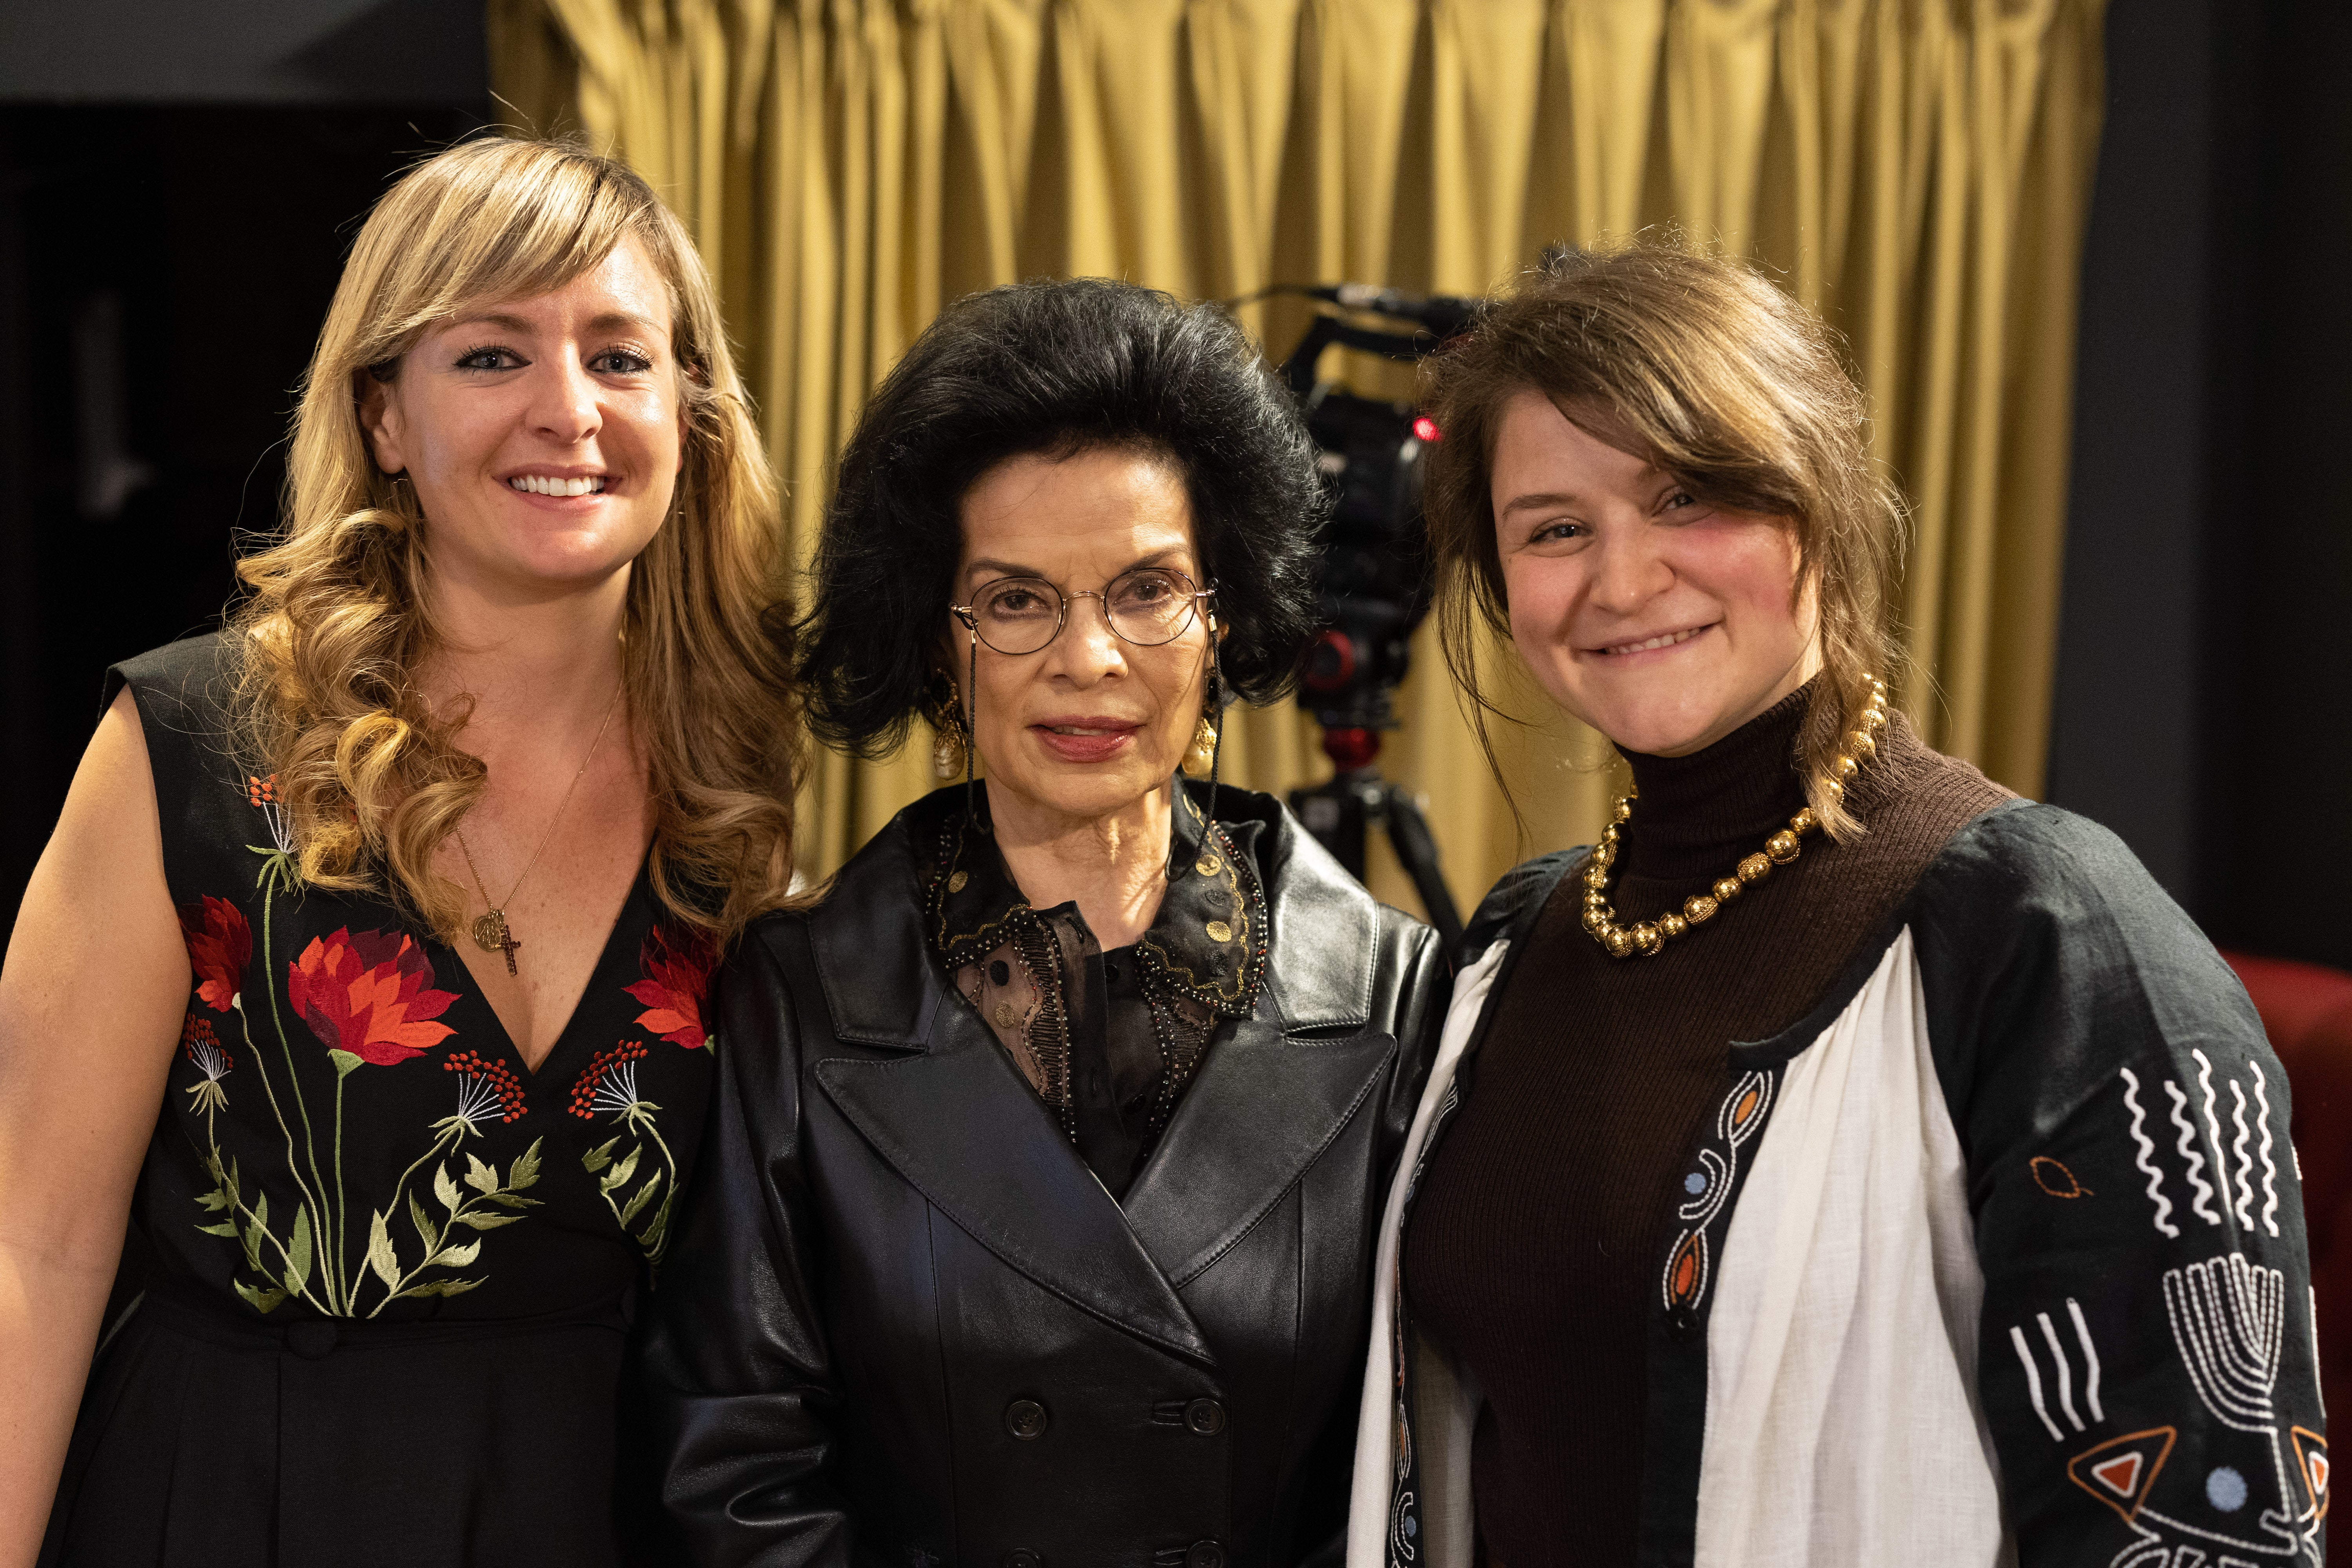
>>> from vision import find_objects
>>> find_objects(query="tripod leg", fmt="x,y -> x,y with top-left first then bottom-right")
1381,785 -> 1463,954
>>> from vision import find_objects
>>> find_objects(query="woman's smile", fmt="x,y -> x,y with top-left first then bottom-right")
1581,622 -> 1717,661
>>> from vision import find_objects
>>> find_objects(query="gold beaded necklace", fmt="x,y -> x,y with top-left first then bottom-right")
1580,677 -> 1890,959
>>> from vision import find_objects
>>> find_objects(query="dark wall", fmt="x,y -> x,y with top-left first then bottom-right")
2050,0 -> 2352,969
2213,0 -> 2352,967
0,0 -> 486,105
0,104 -> 486,942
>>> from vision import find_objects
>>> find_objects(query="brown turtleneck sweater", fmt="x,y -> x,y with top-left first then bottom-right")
1400,685 -> 2011,1567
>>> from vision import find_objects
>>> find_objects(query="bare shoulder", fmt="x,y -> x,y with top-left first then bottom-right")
0,686 -> 186,1084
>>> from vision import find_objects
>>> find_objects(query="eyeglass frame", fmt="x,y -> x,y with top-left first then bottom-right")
949,566 -> 1218,656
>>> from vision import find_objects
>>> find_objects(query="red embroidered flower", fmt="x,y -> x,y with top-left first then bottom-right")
180,1014 -> 231,1073
286,927 -> 460,1066
568,1039 -> 649,1118
178,896 -> 252,1012
624,926 -> 717,1049
443,1049 -> 528,1123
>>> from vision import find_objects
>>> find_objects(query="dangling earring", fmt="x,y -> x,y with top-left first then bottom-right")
924,670 -> 967,781
1181,715 -> 1218,779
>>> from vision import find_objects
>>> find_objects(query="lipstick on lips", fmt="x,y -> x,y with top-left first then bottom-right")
1032,719 -> 1141,764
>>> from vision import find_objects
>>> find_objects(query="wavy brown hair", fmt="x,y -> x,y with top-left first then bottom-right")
232,134 -> 801,944
1422,240 -> 1904,839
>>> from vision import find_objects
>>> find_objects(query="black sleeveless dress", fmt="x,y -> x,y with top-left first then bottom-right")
42,635 -> 717,1567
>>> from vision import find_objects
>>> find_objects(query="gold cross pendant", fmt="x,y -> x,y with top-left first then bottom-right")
472,909 -> 523,975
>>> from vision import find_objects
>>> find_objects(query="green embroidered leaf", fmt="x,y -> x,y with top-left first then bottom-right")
463,1152 -> 497,1195
195,1220 -> 240,1238
390,1277 -> 483,1302
285,1205 -> 312,1293
366,1209 -> 400,1288
484,1191 -> 543,1209
617,1170 -> 664,1229
196,1187 -> 233,1211
599,1146 -> 642,1195
328,1049 -> 364,1078
227,1156 -> 242,1202
509,1137 -> 544,1191
232,1279 -> 287,1314
407,1190 -> 439,1253
452,1210 -> 523,1230
432,1161 -> 461,1214
433,1239 -> 482,1269
240,1195 -> 269,1271
580,1137 -> 620,1174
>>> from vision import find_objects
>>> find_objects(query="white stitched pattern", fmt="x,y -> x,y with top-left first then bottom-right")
2250,1064 -> 2281,1240
2120,1068 -> 2180,1238
2165,1078 -> 2225,1227
2229,1079 -> 2257,1230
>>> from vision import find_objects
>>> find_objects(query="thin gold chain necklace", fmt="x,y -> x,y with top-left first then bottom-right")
1581,677 -> 1888,959
454,684 -> 625,975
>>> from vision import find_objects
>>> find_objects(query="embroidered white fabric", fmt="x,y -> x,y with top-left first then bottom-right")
1346,940 -> 1508,1568
1695,928 -> 2010,1567
1346,929 -> 2020,1568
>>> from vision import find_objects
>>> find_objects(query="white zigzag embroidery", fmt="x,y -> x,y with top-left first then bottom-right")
2120,1068 -> 2179,1237
2193,1049 -> 2233,1217
2165,1077 -> 2225,1226
2229,1079 -> 2258,1230
2251,1063 -> 2281,1240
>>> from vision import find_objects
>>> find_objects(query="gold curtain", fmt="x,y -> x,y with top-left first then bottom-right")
489,0 -> 2107,918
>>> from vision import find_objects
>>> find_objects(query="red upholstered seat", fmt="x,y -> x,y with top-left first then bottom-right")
2222,949 -> 2352,1425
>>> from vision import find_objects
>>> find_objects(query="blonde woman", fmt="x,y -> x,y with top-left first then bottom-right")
1347,247 -> 2323,1566
0,136 -> 800,1566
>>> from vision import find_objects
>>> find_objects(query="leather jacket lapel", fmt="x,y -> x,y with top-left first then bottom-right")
813,1004 -> 1217,1368
796,785 -> 1398,1368
1121,1020 -> 1397,1286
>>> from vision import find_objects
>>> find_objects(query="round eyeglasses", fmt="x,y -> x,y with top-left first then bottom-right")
952,566 -> 1214,656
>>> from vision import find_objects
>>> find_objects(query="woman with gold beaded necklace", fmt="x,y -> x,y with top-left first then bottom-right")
1343,245 -> 2327,1568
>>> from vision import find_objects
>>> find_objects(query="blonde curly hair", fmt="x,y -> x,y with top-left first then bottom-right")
232,134 -> 801,945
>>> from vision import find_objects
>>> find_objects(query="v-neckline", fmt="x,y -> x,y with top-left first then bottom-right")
437,858 -> 655,1085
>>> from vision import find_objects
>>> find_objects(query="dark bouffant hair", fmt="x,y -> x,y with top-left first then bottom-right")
797,278 -> 1325,759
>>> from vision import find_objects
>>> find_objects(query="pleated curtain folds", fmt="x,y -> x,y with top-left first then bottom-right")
489,0 -> 2108,918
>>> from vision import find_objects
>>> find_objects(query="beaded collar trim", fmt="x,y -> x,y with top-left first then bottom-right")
922,786 -> 1269,1020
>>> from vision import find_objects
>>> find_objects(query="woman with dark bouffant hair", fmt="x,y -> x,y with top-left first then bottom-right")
644,278 -> 1445,1565
1343,243 -> 2323,1568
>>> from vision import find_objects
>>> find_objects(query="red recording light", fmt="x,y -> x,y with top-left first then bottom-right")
1411,416 -> 1441,443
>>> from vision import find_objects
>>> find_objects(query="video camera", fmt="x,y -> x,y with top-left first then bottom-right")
1266,284 -> 1484,948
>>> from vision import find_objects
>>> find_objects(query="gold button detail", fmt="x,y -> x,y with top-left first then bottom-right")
1195,855 -> 1221,877
1205,920 -> 1233,943
947,870 -> 968,893
993,1001 -> 1018,1028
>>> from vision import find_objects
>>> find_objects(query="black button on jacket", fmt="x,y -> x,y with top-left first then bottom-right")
644,785 -> 1447,1567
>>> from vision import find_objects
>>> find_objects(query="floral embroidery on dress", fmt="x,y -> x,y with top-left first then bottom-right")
568,927 -> 716,1269
169,779 -> 550,1318
624,926 -> 718,1050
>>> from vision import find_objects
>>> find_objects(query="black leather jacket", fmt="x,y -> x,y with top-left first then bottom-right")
644,785 -> 1446,1568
